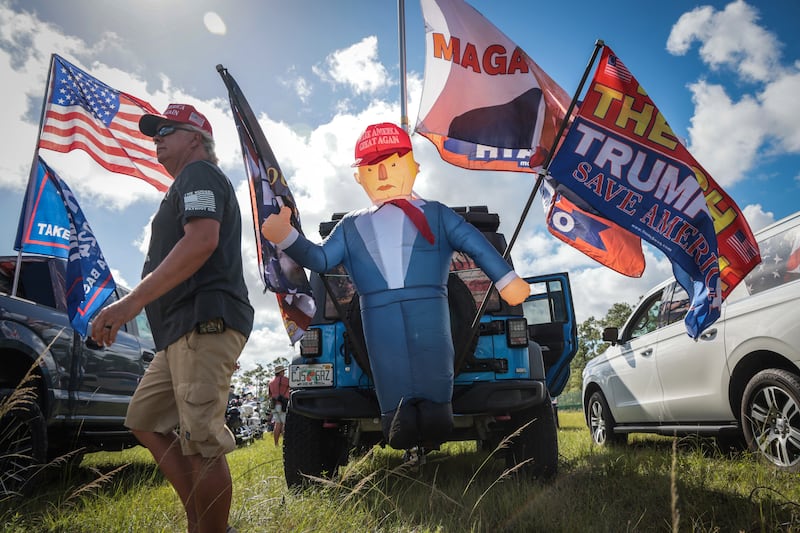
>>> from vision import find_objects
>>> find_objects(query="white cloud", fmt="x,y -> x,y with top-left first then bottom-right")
313,36 -> 391,95
742,203 -> 775,232
667,0 -> 781,83
666,2 -> 800,189
685,80 -> 764,186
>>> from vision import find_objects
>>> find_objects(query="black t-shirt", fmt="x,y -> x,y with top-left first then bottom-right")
143,160 -> 254,350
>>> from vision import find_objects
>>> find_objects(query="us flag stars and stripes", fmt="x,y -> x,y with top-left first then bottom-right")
38,55 -> 172,192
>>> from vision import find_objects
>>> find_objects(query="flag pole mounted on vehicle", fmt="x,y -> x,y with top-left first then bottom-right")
398,0 -> 409,133
12,54 -> 56,297
459,40 -> 606,365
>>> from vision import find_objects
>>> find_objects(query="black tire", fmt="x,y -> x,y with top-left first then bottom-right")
0,393 -> 47,495
505,393 -> 558,480
741,369 -> 800,472
283,411 -> 349,488
586,390 -> 627,446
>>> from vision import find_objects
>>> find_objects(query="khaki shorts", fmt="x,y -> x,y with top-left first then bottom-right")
271,403 -> 287,424
125,328 -> 246,457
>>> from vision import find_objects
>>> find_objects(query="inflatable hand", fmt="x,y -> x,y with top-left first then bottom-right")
261,206 -> 293,243
499,276 -> 530,306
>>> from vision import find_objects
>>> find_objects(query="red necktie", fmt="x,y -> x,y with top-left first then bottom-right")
384,198 -> 435,244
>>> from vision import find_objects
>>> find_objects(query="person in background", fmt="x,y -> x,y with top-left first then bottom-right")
268,365 -> 291,446
91,103 -> 254,533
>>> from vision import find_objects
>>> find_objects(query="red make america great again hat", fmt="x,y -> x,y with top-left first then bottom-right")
139,103 -> 213,137
352,122 -> 412,167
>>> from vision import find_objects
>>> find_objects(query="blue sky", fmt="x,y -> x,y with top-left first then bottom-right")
1,0 -> 798,370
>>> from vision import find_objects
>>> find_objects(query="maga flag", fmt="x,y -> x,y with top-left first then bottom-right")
30,157 -> 116,336
217,66 -> 315,344
416,0 -> 571,172
39,54 -> 172,192
548,46 -> 759,338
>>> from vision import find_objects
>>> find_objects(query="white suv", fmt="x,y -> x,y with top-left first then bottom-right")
582,211 -> 800,471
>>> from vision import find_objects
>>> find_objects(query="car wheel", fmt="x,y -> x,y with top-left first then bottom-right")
505,393 -> 558,480
741,369 -> 800,472
587,391 -> 627,446
283,411 -> 349,488
0,393 -> 47,495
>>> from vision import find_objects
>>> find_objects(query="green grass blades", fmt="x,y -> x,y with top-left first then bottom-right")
1,412 -> 799,532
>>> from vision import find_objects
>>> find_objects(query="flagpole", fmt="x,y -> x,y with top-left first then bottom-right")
13,53 -> 57,297
398,0 -> 409,133
456,40 -> 605,370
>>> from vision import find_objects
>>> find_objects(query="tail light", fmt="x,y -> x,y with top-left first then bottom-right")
300,328 -> 321,357
506,318 -> 528,347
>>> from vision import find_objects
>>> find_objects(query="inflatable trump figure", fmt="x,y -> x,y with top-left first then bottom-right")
261,123 -> 530,450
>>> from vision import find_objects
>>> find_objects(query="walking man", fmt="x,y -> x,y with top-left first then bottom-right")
268,365 -> 290,446
92,103 -> 254,533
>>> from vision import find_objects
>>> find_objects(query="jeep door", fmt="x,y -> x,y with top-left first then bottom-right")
522,272 -> 577,397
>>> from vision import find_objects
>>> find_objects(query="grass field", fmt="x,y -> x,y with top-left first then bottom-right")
2,410 -> 799,532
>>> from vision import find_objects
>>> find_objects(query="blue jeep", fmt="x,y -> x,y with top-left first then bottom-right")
284,205 -> 577,486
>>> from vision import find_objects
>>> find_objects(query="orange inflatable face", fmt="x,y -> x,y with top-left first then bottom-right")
354,151 -> 419,204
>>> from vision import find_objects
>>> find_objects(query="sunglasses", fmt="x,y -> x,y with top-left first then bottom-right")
155,124 -> 194,138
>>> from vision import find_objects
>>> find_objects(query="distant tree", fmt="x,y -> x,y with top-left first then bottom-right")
564,302 -> 633,393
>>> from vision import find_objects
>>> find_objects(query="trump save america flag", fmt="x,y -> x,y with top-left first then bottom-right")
38,54 -> 172,192
548,46 -> 760,338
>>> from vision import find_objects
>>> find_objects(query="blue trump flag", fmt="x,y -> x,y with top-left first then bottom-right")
20,157 -> 117,336
14,160 -> 71,258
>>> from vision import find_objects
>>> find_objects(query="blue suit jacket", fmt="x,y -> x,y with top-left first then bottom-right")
283,200 -> 514,411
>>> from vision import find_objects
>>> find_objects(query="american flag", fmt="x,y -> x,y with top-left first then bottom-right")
604,54 -> 632,83
38,55 -> 172,192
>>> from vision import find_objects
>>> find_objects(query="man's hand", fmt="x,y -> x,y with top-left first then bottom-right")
90,294 -> 143,346
499,277 -> 530,306
261,206 -> 293,243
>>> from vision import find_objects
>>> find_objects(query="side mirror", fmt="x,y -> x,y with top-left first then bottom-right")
602,327 -> 620,345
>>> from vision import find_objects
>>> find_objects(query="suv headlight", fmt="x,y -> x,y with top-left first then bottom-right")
300,328 -> 322,357
506,317 -> 528,347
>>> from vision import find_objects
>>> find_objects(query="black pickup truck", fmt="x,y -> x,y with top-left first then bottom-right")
0,255 -> 154,490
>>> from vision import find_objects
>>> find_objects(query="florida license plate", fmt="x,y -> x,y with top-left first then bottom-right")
289,363 -> 333,387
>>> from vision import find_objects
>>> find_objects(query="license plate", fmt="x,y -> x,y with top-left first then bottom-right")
290,363 -> 333,387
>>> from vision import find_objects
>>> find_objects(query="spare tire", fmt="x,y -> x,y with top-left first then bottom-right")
343,273 -> 478,379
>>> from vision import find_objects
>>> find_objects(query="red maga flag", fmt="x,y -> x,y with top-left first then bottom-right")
38,54 -> 172,192
416,0 -> 570,173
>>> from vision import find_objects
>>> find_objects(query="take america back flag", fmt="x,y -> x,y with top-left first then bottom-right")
31,157 -> 117,337
38,54 -> 172,192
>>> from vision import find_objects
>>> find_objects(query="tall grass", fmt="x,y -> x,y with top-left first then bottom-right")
2,411 -> 799,532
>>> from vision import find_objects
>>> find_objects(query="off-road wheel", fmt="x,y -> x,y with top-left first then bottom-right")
0,392 -> 47,495
505,392 -> 558,480
283,411 -> 349,488
586,390 -> 627,446
741,369 -> 800,472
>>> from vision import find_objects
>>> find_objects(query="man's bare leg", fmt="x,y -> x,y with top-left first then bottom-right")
133,429 -> 198,532
188,454 -> 232,533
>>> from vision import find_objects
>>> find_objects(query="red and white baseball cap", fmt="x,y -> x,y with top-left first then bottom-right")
352,122 -> 412,167
139,103 -> 213,137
